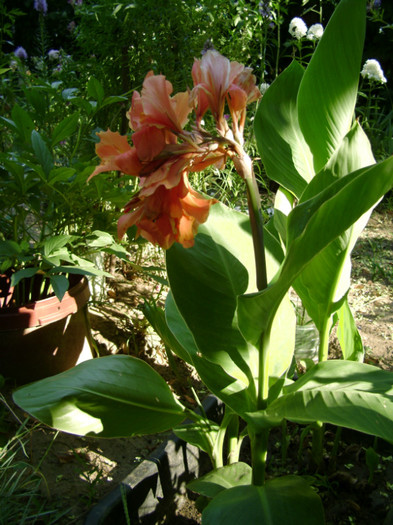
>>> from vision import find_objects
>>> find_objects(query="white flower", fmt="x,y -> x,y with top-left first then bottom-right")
259,82 -> 270,95
48,49 -> 60,61
307,23 -> 324,41
289,17 -> 307,40
361,59 -> 387,84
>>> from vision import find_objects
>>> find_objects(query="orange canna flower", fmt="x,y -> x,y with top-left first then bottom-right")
88,130 -> 142,179
118,173 -> 217,249
127,72 -> 191,135
191,50 -> 261,142
89,70 -> 226,249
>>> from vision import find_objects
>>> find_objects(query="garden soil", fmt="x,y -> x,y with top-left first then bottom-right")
3,207 -> 393,525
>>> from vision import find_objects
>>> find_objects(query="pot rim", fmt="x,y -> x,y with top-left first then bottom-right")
0,276 -> 90,330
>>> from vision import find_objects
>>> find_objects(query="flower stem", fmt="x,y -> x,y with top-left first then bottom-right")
233,151 -> 268,291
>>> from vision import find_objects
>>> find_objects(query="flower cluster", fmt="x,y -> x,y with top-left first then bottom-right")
258,1 -> 274,21
288,17 -> 308,40
90,51 -> 260,249
48,49 -> 60,61
361,59 -> 387,84
34,0 -> 48,15
288,18 -> 324,41
307,23 -> 324,41
14,46 -> 28,60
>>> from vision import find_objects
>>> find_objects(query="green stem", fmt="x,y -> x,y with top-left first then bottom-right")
226,413 -> 240,464
281,419 -> 289,464
275,3 -> 281,78
318,318 -> 331,362
250,428 -> 270,486
244,173 -> 268,292
311,421 -> 324,468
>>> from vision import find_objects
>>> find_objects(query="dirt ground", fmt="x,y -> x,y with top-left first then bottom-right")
2,207 -> 393,524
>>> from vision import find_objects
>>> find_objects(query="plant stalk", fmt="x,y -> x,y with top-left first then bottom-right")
234,152 -> 267,292
250,428 -> 270,486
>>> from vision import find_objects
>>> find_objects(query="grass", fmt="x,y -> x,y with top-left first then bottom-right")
0,392 -> 66,525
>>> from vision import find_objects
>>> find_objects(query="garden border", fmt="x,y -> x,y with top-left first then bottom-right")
84,395 -> 220,524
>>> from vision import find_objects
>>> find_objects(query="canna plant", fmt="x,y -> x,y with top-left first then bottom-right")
13,0 -> 393,522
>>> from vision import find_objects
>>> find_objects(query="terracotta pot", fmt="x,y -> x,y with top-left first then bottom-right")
0,275 -> 92,384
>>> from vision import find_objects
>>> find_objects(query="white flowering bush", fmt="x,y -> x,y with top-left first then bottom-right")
288,17 -> 308,40
307,23 -> 324,41
361,58 -> 387,83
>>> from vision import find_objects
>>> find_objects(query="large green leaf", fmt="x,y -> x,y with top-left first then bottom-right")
298,0 -> 366,171
202,476 -> 325,525
254,60 -> 313,198
293,123 -> 375,356
167,204 -> 258,392
13,355 -> 186,437
166,203 -> 295,414
261,361 -> 393,442
238,156 -> 393,347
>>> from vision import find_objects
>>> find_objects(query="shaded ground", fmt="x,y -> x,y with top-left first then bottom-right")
1,208 -> 393,524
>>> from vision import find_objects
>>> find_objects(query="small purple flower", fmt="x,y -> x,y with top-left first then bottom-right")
373,0 -> 381,8
34,0 -> 48,14
259,1 -> 273,21
48,49 -> 60,61
14,46 -> 28,60
67,21 -> 76,32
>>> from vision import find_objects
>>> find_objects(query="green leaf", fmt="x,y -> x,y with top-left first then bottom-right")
174,420 -> 221,458
49,274 -> 69,301
188,463 -> 252,498
11,104 -> 35,144
298,0 -> 366,171
293,122 -> 375,355
86,230 -> 116,248
166,203 -> 294,415
101,95 -> 128,108
48,167 -> 76,185
87,77 -> 105,105
265,360 -> 393,442
51,114 -> 80,146
336,298 -> 364,361
202,476 -> 325,525
48,264 -> 112,278
62,87 -> 79,100
166,203 -> 259,402
42,235 -> 77,256
11,267 -> 39,287
254,61 -> 313,198
238,156 -> 393,347
143,300 -> 193,364
13,355 -> 186,437
31,130 -> 54,177
0,240 -> 23,257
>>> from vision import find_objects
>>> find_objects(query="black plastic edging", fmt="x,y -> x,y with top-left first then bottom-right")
84,395 -> 220,525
